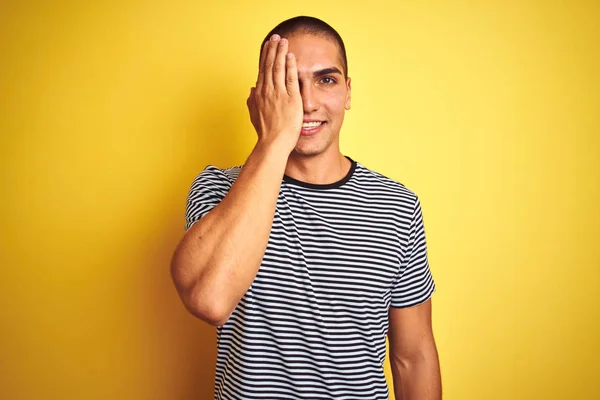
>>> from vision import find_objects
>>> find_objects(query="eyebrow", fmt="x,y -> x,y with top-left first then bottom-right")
313,67 -> 343,78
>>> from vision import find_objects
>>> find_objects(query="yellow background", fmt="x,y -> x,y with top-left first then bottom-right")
1,1 -> 598,399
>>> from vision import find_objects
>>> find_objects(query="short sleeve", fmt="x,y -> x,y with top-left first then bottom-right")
391,196 -> 436,308
184,166 -> 233,231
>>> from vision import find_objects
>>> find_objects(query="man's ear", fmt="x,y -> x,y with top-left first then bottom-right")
345,77 -> 352,110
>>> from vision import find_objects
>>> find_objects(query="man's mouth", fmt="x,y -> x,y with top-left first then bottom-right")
300,120 -> 326,135
302,121 -> 324,129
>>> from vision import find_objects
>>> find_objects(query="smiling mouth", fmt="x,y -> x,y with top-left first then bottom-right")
302,121 -> 324,129
300,121 -> 326,136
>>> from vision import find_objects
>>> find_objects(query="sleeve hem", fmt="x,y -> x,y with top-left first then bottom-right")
389,286 -> 436,309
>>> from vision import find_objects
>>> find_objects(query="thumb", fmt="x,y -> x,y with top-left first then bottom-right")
247,87 -> 255,108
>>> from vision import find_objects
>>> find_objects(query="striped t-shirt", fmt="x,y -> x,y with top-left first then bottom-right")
184,157 -> 436,400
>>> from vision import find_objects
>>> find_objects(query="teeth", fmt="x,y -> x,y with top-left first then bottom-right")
302,121 -> 323,128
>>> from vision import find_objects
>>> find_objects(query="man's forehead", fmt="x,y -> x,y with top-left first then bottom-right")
288,34 -> 345,75
288,34 -> 337,55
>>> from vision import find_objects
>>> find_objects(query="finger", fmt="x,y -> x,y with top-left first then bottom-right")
273,38 -> 288,91
256,41 -> 269,89
263,34 -> 280,90
285,53 -> 299,95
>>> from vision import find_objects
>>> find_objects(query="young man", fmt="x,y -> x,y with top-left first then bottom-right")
171,16 -> 442,400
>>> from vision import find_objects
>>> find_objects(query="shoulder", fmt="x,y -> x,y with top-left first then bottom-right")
352,161 -> 419,204
190,164 -> 242,190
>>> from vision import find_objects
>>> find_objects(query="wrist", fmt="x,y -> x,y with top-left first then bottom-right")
255,135 -> 296,157
251,138 -> 293,169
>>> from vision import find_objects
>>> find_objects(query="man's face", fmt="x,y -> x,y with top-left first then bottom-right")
287,33 -> 351,157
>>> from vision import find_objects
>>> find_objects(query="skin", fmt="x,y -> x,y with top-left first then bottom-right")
170,31 -> 441,399
250,33 -> 353,184
390,299 -> 442,399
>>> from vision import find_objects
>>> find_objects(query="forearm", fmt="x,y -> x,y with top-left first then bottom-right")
391,345 -> 442,400
172,33 -> 302,326
171,140 -> 289,325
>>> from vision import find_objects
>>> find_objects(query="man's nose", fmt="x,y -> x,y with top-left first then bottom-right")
300,83 -> 318,113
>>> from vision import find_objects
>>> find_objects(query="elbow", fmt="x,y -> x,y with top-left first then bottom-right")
392,351 -> 426,372
190,307 -> 230,327
171,267 -> 232,327
187,291 -> 232,327
390,339 -> 439,374
170,247 -> 233,326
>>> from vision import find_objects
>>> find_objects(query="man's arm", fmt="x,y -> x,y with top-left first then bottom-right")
170,35 -> 302,326
388,299 -> 442,400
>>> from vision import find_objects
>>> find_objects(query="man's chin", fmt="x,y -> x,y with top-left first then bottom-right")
292,145 -> 326,157
293,135 -> 338,157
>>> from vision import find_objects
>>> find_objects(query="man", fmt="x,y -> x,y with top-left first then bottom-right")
171,16 -> 442,400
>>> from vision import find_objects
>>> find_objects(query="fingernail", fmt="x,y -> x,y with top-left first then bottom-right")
280,38 -> 287,45
271,34 -> 280,41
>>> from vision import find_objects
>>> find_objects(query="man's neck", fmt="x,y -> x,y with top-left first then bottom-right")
284,151 -> 352,185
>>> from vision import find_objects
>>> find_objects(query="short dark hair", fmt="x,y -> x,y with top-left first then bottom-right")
260,16 -> 348,77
